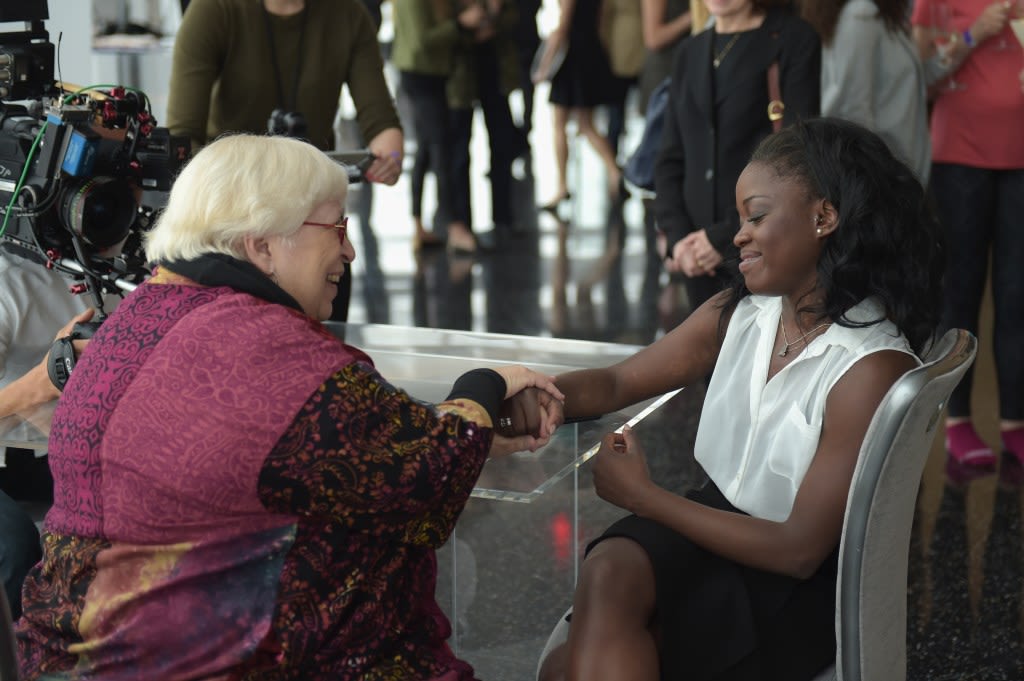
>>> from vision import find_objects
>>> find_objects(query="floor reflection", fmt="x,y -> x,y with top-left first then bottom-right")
909,454 -> 1024,680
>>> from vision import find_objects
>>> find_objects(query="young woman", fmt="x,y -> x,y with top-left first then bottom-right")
532,118 -> 944,681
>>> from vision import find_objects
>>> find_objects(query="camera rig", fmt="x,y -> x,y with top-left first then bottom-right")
0,6 -> 189,327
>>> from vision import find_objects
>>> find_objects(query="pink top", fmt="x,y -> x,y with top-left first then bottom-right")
911,0 -> 1024,168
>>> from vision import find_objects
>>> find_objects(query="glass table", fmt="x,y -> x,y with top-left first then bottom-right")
326,322 -> 680,503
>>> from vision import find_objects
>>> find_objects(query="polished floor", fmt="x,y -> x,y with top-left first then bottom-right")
341,104 -> 1023,680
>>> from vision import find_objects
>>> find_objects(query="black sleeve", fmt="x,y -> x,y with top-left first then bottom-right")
445,368 -> 507,424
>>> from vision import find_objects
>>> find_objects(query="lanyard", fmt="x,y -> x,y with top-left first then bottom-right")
262,1 -> 309,111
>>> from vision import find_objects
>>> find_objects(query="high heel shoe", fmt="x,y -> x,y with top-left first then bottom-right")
538,193 -> 572,214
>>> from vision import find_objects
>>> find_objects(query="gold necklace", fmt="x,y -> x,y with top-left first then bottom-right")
778,318 -> 832,357
713,32 -> 742,69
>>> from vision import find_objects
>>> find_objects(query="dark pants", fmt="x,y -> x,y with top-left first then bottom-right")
400,71 -> 456,228
0,468 -> 43,621
450,44 -> 520,230
931,163 -> 1024,420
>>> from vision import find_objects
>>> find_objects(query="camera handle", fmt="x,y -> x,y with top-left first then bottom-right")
46,321 -> 94,393
44,256 -> 138,391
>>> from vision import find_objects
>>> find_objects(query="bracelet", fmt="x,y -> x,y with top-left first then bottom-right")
962,29 -> 975,47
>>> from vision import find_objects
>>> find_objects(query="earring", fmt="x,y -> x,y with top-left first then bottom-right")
816,227 -> 823,235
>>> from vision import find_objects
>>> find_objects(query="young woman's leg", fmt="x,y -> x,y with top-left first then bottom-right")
539,537 -> 659,681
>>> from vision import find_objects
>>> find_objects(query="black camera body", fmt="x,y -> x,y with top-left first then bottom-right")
0,10 -> 189,310
267,108 -> 308,139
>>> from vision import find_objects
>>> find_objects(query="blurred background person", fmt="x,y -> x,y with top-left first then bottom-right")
600,0 -> 645,159
448,0 -> 527,252
0,244 -> 100,620
639,0 -> 692,114
633,0 -> 692,333
514,0 -> 544,140
910,0 -> 1024,470
392,0 -> 485,254
337,0 -> 390,323
801,0 -> 931,185
166,0 -> 403,322
16,134 -> 563,680
537,0 -> 625,213
655,0 -> 820,314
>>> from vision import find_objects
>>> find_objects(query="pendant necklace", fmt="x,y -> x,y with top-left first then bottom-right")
713,32 -> 742,69
778,318 -> 831,357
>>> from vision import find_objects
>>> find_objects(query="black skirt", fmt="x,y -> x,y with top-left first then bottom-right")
548,0 -> 618,108
585,481 -> 838,681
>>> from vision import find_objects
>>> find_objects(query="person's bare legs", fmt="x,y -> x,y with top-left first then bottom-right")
543,104 -> 572,207
574,108 -> 622,197
538,538 -> 660,681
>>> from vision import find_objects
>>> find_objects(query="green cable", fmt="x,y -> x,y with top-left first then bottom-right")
0,83 -> 150,239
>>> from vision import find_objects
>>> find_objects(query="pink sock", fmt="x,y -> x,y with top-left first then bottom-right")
945,422 -> 995,466
1002,427 -> 1024,463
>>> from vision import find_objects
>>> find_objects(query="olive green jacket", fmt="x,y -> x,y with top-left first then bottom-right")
390,1 -> 462,76
447,0 -> 520,110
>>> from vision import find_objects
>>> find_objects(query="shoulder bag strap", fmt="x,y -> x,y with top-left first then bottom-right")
767,61 -> 784,133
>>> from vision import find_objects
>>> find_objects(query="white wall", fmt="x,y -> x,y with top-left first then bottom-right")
1,0 -> 179,123
0,0 -> 93,89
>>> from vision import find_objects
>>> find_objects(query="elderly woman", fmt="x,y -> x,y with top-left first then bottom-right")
15,135 -> 563,680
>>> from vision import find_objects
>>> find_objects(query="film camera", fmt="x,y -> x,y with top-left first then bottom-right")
0,1 -> 189,320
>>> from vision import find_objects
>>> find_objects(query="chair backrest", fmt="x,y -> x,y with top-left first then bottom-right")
0,586 -> 18,681
834,328 -> 976,681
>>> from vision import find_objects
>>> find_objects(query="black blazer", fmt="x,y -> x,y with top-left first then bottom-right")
653,6 -> 820,261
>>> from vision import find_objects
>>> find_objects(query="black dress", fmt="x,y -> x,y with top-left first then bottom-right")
548,0 -> 618,108
586,481 -> 838,681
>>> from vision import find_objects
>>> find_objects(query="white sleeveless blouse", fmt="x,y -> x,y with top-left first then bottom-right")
694,295 -> 917,522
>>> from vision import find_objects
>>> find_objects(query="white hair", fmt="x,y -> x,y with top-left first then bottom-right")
144,134 -> 349,263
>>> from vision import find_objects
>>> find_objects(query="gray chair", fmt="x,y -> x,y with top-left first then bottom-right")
1,587 -> 17,681
537,328 -> 977,681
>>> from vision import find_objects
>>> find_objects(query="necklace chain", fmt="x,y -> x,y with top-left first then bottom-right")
713,32 -> 742,69
778,318 -> 831,357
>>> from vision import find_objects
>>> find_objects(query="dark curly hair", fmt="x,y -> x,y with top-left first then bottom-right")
721,117 -> 945,356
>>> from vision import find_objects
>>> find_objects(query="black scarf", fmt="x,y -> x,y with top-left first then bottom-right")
160,253 -> 304,313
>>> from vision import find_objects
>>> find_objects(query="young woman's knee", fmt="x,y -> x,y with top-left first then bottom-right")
576,537 -> 655,606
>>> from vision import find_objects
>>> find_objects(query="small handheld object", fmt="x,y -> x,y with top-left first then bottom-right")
325,150 -> 375,184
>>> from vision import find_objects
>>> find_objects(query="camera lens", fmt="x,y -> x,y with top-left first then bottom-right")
58,176 -> 137,249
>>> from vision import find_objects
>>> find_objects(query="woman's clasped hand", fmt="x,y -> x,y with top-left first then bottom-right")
490,366 -> 566,456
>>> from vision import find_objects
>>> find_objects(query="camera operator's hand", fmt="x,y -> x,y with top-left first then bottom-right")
0,308 -> 95,419
364,128 -> 404,185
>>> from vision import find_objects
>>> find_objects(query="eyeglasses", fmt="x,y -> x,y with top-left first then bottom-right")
302,216 -> 349,245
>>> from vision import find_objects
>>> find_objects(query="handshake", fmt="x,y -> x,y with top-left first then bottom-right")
472,365 -> 569,458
